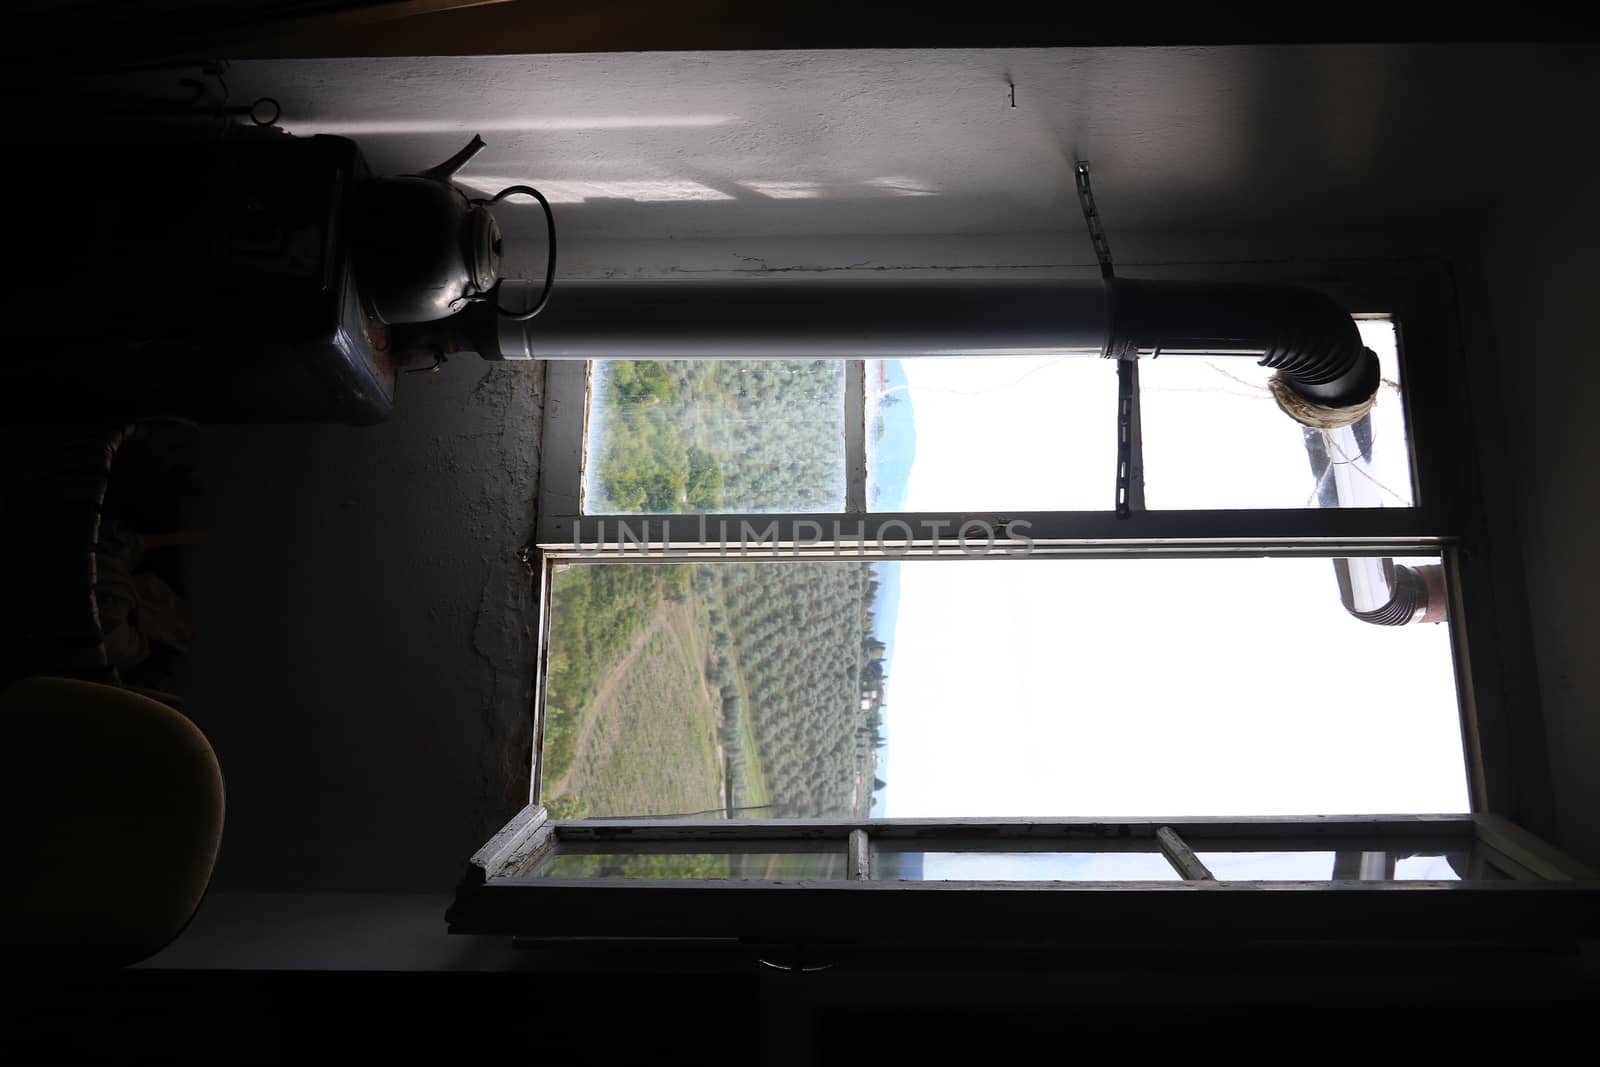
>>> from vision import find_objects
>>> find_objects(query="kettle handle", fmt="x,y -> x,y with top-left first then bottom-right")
470,184 -> 557,322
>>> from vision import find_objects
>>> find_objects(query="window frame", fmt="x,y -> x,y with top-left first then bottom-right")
464,258 -> 1565,942
450,810 -> 1599,947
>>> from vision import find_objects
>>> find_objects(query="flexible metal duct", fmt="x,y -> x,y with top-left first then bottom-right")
1336,559 -> 1447,626
1303,423 -> 1447,626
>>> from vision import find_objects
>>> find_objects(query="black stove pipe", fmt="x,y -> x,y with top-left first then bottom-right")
1106,279 -> 1379,407
466,277 -> 1380,409
426,272 -> 1418,624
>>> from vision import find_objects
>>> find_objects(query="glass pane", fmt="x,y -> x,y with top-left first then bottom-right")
540,559 -> 882,819
1200,849 -> 1476,880
873,849 -> 1179,881
866,357 -> 1116,512
536,849 -> 846,879
1392,853 -> 1467,880
540,554 -> 1467,821
1141,319 -> 1415,509
584,359 -> 846,514
1199,851 -> 1337,880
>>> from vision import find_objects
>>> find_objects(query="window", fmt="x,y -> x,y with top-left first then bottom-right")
454,269 -> 1595,949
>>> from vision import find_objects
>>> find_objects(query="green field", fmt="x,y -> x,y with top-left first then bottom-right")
542,596 -> 724,819
542,558 -> 881,822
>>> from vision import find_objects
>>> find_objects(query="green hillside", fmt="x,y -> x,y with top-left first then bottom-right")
587,359 -> 846,514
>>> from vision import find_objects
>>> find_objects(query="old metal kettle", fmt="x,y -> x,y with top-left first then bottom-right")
350,135 -> 556,327
350,135 -> 496,325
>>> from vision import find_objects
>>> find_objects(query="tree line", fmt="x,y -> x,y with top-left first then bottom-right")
588,359 -> 847,514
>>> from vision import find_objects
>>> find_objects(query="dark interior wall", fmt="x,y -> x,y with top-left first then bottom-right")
1479,107 -> 1600,866
181,361 -> 543,893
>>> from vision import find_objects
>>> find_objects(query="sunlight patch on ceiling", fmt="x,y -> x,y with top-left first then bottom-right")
739,180 -> 826,199
459,176 -> 735,204
864,176 -> 938,197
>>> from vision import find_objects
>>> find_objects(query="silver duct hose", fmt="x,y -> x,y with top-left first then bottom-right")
1304,421 -> 1447,626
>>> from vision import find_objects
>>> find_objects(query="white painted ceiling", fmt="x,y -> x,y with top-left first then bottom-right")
226,45 -> 1595,244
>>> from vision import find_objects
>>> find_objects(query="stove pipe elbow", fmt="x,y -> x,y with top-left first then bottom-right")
1106,279 -> 1382,409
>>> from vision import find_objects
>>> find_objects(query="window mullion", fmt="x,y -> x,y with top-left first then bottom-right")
546,509 -> 1448,556
534,359 -> 592,546
1118,358 -> 1146,515
848,828 -> 870,881
844,359 -> 867,513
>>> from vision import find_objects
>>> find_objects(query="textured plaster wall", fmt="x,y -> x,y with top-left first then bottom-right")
226,46 -> 1591,250
183,362 -> 544,893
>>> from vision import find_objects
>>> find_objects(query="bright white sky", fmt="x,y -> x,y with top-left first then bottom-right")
880,322 -> 1471,820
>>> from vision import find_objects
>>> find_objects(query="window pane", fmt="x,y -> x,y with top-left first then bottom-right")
540,554 -> 1467,821
536,849 -> 847,879
1140,319 -> 1414,509
873,849 -> 1179,881
1200,849 -> 1476,880
540,559 -> 881,819
1392,853 -> 1468,880
866,357 -> 1116,512
1198,851 -> 1337,879
584,359 -> 846,514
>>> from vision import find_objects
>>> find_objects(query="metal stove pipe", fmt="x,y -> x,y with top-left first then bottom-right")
481,277 -> 1381,409
457,272 -> 1429,621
